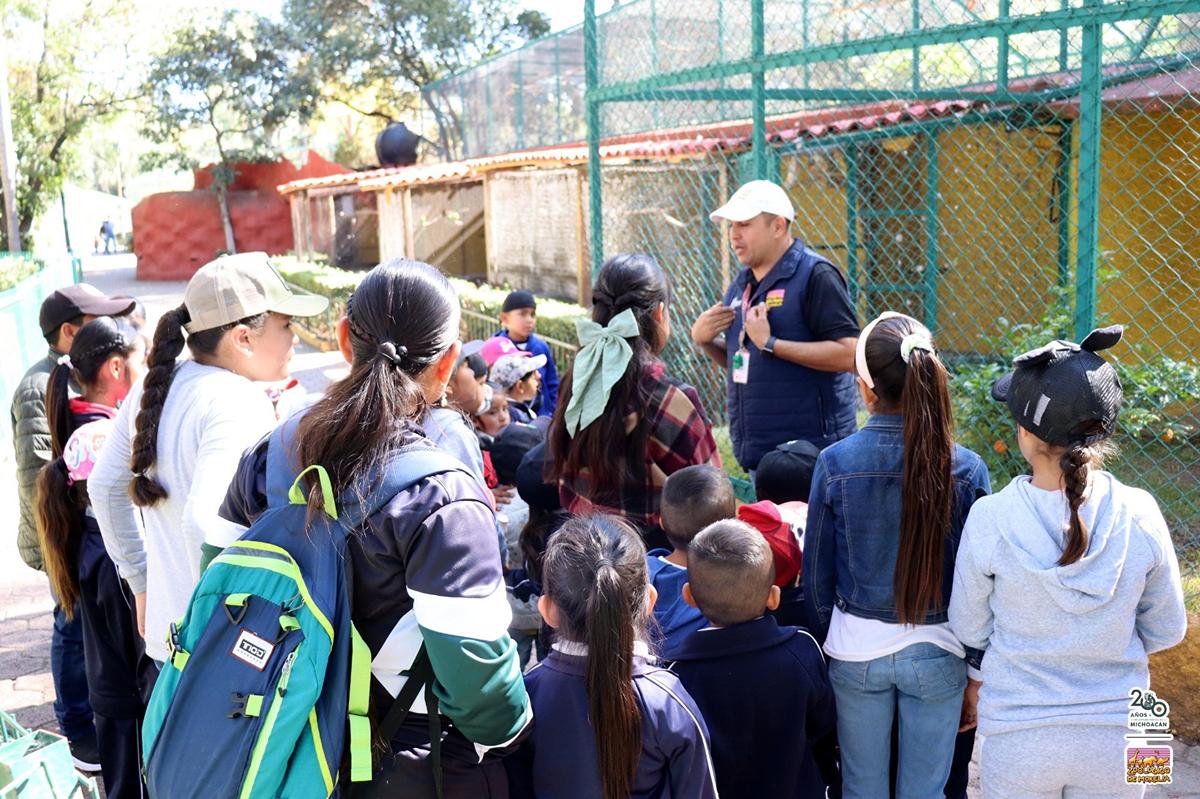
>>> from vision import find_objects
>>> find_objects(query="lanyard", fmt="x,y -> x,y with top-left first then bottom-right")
738,281 -> 753,350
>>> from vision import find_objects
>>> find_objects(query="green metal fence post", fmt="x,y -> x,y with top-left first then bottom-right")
585,0 -> 604,278
998,0 -> 1010,90
751,0 -> 767,180
846,143 -> 859,311
923,132 -> 940,330
1059,0 -> 1070,71
1074,1 -> 1102,339
1055,123 -> 1073,294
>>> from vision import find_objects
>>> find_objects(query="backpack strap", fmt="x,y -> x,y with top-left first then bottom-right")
265,413 -> 304,508
333,447 -> 471,532
376,644 -> 433,744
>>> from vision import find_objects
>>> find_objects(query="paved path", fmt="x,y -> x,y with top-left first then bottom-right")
3,254 -> 1197,795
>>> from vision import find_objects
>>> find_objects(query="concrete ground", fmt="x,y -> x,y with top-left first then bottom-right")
2,254 -> 1197,795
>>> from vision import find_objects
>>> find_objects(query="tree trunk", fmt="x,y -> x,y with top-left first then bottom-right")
216,184 -> 236,254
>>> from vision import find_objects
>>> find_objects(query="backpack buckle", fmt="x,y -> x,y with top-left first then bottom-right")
228,692 -> 248,719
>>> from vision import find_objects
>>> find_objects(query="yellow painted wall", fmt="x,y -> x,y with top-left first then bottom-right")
936,123 -> 1063,355
781,113 -> 1199,361
1095,110 -> 1200,362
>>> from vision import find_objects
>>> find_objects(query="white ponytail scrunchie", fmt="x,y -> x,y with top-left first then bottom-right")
899,332 -> 934,363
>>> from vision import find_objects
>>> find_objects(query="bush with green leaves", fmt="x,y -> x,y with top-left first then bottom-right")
273,256 -> 589,354
0,255 -> 42,293
948,286 -> 1200,560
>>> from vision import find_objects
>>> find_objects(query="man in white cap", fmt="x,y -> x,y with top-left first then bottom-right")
691,180 -> 859,478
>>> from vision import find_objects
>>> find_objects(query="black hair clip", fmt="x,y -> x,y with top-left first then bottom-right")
377,341 -> 408,366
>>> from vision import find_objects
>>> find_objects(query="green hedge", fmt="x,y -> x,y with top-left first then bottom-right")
0,254 -> 42,293
273,256 -> 588,357
272,256 -> 767,500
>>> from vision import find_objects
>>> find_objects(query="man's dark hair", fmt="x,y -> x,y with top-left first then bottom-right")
660,464 -> 735,551
44,314 -> 86,347
686,520 -> 776,627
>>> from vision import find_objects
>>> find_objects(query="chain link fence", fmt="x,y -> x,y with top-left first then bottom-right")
575,0 -> 1200,603
422,2 -> 1200,603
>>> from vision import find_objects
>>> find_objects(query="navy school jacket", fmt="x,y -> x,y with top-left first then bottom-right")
506,643 -> 719,799
667,615 -> 841,799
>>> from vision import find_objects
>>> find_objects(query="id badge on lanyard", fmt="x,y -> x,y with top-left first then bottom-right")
732,283 -> 752,385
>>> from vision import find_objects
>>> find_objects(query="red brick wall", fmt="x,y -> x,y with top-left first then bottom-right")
133,151 -> 350,280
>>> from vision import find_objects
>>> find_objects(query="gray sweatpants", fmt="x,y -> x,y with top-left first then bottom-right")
981,725 -> 1148,798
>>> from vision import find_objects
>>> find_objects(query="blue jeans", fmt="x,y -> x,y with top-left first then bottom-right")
51,603 -> 95,741
829,642 -> 966,799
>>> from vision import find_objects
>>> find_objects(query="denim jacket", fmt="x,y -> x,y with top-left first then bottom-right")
802,414 -> 991,641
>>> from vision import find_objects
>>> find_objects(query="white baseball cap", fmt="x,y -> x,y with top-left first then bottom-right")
183,252 -> 329,333
709,180 -> 795,223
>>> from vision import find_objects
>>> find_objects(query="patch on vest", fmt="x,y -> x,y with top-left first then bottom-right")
231,629 -> 275,671
766,289 -> 786,308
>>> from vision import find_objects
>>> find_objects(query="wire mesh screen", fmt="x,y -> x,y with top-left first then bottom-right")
580,0 -> 1200,602
422,26 -> 587,158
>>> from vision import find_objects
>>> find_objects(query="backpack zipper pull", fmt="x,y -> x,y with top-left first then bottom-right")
278,649 -> 297,698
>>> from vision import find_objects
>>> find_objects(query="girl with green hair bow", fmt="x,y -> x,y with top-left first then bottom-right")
549,253 -> 722,548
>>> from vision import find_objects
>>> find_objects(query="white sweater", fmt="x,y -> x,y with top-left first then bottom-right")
89,361 -> 277,662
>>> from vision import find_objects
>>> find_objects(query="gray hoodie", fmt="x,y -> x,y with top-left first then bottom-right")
949,470 -> 1187,736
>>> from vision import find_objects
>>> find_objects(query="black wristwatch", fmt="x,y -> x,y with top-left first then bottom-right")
762,335 -> 777,356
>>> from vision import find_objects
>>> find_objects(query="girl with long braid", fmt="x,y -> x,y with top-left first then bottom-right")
950,326 -> 1186,798
88,253 -> 326,666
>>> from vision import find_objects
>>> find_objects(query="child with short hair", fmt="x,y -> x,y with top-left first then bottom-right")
670,520 -> 840,799
737,439 -> 821,628
506,514 -> 718,799
650,464 -> 736,655
498,290 -> 559,417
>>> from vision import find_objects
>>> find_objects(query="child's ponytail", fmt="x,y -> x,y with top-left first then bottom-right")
35,460 -> 82,618
585,561 -> 641,799
862,315 -> 955,625
543,515 -> 648,799
45,361 -> 73,456
130,305 -> 189,506
1056,428 -> 1111,566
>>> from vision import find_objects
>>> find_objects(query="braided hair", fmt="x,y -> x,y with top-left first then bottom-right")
1057,423 -> 1113,566
128,305 -> 266,506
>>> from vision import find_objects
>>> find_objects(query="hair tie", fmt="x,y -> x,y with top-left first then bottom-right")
57,354 -> 74,369
900,333 -> 934,364
377,341 -> 407,366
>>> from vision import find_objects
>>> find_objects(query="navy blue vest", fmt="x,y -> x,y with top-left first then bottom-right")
723,240 -> 858,470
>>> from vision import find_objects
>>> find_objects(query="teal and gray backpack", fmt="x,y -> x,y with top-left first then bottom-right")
141,415 -> 467,798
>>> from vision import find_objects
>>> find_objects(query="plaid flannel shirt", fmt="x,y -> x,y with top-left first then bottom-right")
560,360 -> 721,530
